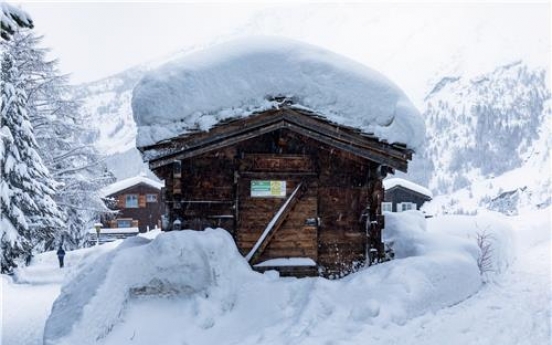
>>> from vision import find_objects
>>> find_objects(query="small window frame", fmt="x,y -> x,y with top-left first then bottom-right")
398,202 -> 416,212
117,219 -> 132,228
125,194 -> 138,208
146,194 -> 158,203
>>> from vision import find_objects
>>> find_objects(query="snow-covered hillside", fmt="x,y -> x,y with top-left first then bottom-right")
414,62 -> 551,215
71,66 -> 146,156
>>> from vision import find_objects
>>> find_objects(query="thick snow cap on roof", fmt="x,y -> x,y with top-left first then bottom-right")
132,37 -> 424,150
100,175 -> 163,198
384,177 -> 433,199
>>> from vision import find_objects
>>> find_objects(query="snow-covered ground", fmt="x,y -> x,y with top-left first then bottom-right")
1,210 -> 549,345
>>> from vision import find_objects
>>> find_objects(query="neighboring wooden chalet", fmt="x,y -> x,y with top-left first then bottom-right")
139,107 -> 413,277
383,178 -> 433,212
100,175 -> 166,233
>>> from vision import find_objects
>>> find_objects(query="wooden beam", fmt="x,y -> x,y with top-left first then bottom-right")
149,120 -> 285,169
283,123 -> 409,172
282,109 -> 412,163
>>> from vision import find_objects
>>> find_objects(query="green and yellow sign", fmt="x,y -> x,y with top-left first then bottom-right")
251,180 -> 286,198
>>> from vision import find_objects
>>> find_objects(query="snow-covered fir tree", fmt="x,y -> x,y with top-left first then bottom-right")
0,50 -> 64,273
0,2 -> 33,41
7,32 -> 114,249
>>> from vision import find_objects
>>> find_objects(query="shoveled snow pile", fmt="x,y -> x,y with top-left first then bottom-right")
132,37 -> 424,150
42,211 -> 504,345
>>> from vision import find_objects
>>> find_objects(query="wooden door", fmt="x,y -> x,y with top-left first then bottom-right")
235,154 -> 318,265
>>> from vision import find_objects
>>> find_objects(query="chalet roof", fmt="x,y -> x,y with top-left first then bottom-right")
141,108 -> 413,172
383,178 -> 433,199
132,36 -> 424,151
100,175 -> 164,198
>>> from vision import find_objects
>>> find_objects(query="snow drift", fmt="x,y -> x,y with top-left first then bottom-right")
43,212 -> 499,345
132,36 -> 424,150
43,230 -> 254,345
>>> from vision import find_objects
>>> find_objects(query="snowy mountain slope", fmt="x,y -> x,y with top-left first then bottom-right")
71,66 -> 148,156
412,62 -> 551,215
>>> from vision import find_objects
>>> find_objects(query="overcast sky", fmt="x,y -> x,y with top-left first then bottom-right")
17,1 -> 551,98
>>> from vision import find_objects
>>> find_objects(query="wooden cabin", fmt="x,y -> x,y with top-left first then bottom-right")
100,176 -> 166,233
383,178 -> 433,213
139,107 -> 413,278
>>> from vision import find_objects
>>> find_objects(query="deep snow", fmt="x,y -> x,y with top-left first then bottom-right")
132,37 -> 424,150
2,210 -> 549,345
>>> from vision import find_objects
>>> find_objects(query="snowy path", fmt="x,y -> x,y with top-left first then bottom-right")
345,210 -> 551,345
2,278 -> 60,345
1,244 -> 116,345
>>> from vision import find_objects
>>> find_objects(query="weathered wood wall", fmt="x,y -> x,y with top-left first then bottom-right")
158,128 -> 384,278
163,148 -> 236,231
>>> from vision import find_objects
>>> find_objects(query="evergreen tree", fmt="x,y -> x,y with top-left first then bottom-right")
8,33 -> 114,249
0,2 -> 33,41
1,51 -> 63,273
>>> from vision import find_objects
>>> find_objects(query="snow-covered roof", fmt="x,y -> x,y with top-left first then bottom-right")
99,175 -> 164,198
132,37 -> 424,151
383,178 -> 433,198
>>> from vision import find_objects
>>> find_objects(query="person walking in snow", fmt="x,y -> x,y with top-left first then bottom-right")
56,246 -> 66,268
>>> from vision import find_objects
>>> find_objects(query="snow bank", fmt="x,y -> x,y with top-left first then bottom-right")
44,212 -> 485,345
426,211 -> 515,281
43,229 -> 254,345
132,36 -> 424,150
